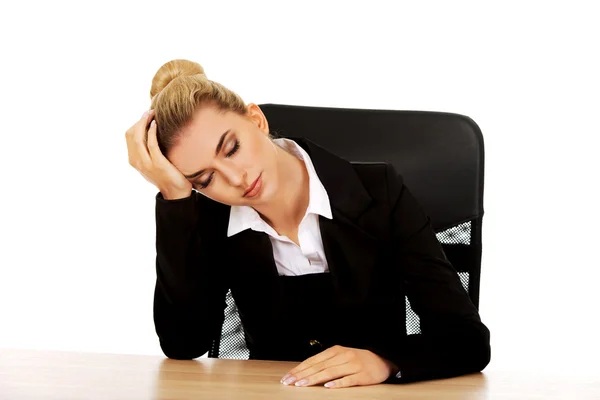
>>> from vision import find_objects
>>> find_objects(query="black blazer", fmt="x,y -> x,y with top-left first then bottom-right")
153,138 -> 491,383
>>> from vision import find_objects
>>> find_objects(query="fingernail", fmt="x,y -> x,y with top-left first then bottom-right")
283,376 -> 297,385
150,120 -> 156,127
148,109 -> 155,114
142,111 -> 149,118
280,374 -> 291,383
295,379 -> 308,387
324,382 -> 335,388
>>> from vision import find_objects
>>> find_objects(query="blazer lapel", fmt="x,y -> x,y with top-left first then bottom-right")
293,138 -> 381,306
319,214 -> 380,306
227,137 -> 383,308
226,229 -> 285,319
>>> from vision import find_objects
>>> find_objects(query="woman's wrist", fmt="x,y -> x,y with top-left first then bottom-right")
160,187 -> 192,200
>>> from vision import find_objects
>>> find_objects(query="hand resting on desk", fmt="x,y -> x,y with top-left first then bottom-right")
280,345 -> 398,388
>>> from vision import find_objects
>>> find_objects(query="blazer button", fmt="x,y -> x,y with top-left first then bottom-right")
309,339 -> 322,348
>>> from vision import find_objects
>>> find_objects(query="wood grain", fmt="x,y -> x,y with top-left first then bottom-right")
1,348 -> 598,399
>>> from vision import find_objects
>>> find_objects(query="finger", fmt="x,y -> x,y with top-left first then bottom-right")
324,373 -> 363,389
140,108 -> 155,123
135,109 -> 155,145
147,119 -> 164,161
282,346 -> 343,381
293,363 -> 357,387
126,112 -> 154,168
127,109 -> 154,139
128,109 -> 154,145
289,351 -> 355,384
125,134 -> 151,170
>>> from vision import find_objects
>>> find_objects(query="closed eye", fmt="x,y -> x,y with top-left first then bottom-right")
226,139 -> 240,157
196,139 -> 240,189
196,172 -> 214,189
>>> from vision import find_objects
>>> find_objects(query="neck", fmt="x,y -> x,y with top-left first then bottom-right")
253,143 -> 309,232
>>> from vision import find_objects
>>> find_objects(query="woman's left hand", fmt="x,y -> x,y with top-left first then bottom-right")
280,345 -> 398,389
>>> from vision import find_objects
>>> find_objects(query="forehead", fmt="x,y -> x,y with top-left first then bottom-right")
168,106 -> 238,175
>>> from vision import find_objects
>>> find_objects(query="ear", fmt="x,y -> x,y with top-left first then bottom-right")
246,103 -> 270,136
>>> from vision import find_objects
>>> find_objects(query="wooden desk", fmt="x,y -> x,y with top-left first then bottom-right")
1,348 -> 598,399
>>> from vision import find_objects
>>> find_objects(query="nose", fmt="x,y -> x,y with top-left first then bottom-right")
219,161 -> 247,188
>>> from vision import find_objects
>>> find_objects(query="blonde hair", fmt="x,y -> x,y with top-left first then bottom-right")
149,59 -> 247,156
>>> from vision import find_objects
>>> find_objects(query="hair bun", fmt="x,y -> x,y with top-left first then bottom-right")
150,59 -> 206,99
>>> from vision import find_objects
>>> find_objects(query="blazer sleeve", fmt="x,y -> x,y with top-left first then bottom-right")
153,191 -> 229,360
368,164 -> 491,383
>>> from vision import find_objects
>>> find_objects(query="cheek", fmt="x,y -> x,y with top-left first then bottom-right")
258,139 -> 277,164
242,140 -> 269,167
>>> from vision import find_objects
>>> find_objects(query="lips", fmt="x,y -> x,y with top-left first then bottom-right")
243,173 -> 262,197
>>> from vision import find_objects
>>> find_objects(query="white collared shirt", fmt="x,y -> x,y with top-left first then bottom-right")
227,138 -> 333,276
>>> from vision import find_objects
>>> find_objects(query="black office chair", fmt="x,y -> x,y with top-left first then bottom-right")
209,104 -> 485,359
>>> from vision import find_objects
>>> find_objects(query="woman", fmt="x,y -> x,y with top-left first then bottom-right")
125,59 -> 491,388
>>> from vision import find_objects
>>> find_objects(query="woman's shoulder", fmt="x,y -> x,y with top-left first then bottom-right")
349,162 -> 404,203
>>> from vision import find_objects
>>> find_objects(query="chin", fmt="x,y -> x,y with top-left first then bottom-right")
254,181 -> 277,204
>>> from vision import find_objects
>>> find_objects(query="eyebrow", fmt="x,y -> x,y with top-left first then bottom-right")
184,129 -> 231,179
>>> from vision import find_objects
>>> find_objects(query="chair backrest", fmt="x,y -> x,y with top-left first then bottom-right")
209,104 -> 485,359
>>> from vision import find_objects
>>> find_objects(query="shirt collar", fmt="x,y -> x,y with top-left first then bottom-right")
227,138 -> 332,237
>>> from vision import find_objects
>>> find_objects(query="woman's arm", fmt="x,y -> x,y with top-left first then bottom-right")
279,163 -> 490,388
369,164 -> 491,382
125,110 -> 229,359
153,191 -> 229,360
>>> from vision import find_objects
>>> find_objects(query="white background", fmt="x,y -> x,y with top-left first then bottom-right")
1,0 -> 598,377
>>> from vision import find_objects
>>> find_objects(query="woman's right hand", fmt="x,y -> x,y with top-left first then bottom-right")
126,110 -> 193,200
